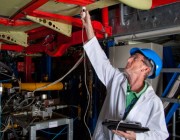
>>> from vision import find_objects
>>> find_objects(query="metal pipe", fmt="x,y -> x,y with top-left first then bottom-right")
20,82 -> 63,91
102,7 -> 109,27
2,82 -> 63,91
120,4 -> 126,26
102,7 -> 110,38
114,26 -> 180,42
173,112 -> 176,140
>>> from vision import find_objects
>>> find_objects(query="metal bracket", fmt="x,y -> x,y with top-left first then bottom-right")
110,2 -> 180,37
0,31 -> 28,47
26,15 -> 72,37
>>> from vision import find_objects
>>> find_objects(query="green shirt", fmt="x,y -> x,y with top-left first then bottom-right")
126,82 -> 148,108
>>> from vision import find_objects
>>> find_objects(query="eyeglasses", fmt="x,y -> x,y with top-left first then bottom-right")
129,54 -> 152,68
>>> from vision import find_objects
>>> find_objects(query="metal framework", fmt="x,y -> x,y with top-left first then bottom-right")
0,0 -> 113,57
0,0 -> 178,56
26,15 -> 72,37
29,117 -> 73,140
55,0 -> 94,6
0,17 -> 33,26
10,0 -> 48,20
0,31 -> 28,47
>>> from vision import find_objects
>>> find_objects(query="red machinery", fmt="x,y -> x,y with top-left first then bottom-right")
0,0 -> 178,56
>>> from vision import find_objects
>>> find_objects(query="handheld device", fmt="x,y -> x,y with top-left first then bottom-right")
102,120 -> 149,133
81,6 -> 86,19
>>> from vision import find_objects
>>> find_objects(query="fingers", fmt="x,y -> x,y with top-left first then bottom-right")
81,10 -> 91,27
80,9 -> 95,40
112,130 -> 136,140
85,10 -> 90,19
126,131 -> 134,134
81,19 -> 85,27
113,130 -> 127,137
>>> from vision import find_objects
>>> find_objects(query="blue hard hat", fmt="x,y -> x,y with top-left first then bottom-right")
130,47 -> 162,79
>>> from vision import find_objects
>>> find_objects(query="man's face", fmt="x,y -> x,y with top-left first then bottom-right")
124,53 -> 150,77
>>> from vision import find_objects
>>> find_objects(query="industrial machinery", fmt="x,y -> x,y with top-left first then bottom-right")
0,61 -> 74,140
0,0 -> 180,140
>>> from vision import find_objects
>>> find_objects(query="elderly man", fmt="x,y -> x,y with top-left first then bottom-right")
81,10 -> 169,140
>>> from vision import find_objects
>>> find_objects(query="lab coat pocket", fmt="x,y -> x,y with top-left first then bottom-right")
135,111 -> 149,126
128,106 -> 149,126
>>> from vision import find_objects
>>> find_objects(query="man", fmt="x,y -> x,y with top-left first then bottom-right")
81,10 -> 169,140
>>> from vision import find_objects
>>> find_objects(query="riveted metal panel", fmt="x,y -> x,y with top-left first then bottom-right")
0,31 -> 28,47
26,15 -> 72,37
109,3 -> 180,37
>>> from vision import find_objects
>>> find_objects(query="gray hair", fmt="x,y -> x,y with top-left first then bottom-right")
144,58 -> 155,77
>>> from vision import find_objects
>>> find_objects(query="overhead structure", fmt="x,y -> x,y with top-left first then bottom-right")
118,0 -> 179,10
26,15 -> 72,37
0,0 -> 179,56
0,31 -> 28,47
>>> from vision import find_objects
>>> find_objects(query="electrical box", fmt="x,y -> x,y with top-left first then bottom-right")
109,43 -> 163,96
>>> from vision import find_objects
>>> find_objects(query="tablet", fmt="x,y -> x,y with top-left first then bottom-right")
102,120 -> 149,133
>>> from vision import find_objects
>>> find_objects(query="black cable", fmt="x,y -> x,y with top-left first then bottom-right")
9,116 -> 19,140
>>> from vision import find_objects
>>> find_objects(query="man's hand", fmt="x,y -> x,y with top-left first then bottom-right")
112,130 -> 136,140
80,10 -> 95,40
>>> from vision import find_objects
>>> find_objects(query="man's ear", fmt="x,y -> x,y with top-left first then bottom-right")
144,66 -> 151,75
141,65 -> 150,74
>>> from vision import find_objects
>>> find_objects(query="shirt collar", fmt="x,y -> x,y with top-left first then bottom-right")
127,82 -> 148,98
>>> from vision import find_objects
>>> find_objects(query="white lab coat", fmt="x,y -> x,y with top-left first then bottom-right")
83,37 -> 169,140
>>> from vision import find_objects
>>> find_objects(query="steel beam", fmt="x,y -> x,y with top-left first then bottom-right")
0,44 -> 24,52
55,0 -> 94,6
29,117 -> 73,140
151,0 -> 179,9
114,26 -> 180,42
10,0 -> 48,20
118,0 -> 179,10
26,15 -> 72,37
0,31 -> 28,47
0,28 -> 103,56
109,3 -> 180,37
161,97 -> 180,104
32,10 -> 112,37
0,17 -> 33,26
32,10 -> 84,27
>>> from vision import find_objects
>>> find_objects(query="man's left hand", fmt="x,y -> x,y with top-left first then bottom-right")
112,130 -> 136,140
